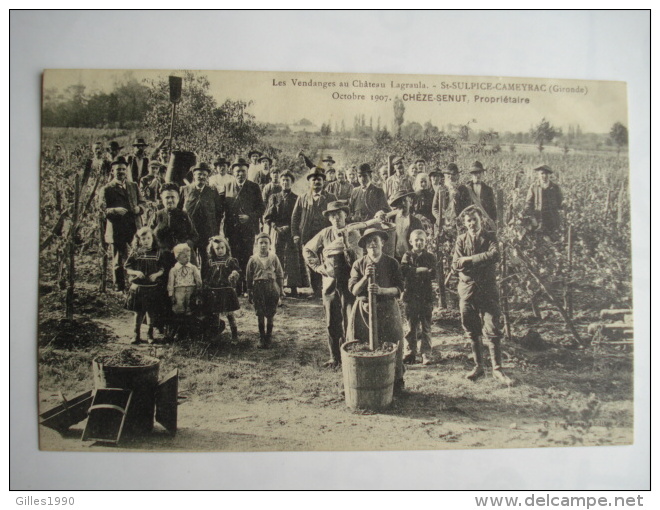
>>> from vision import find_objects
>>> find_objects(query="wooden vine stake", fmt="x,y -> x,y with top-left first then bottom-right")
564,224 -> 574,319
500,244 -> 512,343
66,173 -> 80,319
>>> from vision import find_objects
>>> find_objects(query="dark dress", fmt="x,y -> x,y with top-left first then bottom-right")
124,248 -> 167,315
264,190 -> 308,288
203,255 -> 241,313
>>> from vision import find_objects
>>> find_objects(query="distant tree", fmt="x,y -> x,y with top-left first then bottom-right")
401,121 -> 423,140
423,121 -> 440,138
320,123 -> 332,136
609,122 -> 629,155
298,118 -> 313,126
530,117 -> 561,153
393,96 -> 405,137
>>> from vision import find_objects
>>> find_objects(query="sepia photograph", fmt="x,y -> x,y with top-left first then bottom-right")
37,68 -> 635,453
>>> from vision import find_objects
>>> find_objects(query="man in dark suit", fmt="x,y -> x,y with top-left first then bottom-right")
179,162 -> 225,271
432,163 -> 471,232
127,137 -> 150,183
225,158 -> 265,294
100,157 -> 145,291
466,161 -> 497,231
348,163 -> 390,223
291,167 -> 337,298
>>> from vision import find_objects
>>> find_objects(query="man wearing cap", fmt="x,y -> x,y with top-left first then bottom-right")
179,162 -> 225,270
247,150 -> 264,183
466,161 -> 497,229
209,157 -> 238,197
225,158 -> 265,293
85,141 -> 111,182
386,190 -> 424,261
264,170 -> 307,298
140,161 -> 166,203
100,157 -> 145,292
303,201 -> 361,368
291,167 -> 337,298
127,137 -> 150,183
524,165 -> 563,234
325,168 -> 353,201
348,164 -> 390,223
385,156 -> 414,201
429,168 -> 443,193
252,155 -> 274,188
432,163 -> 471,231
261,166 -> 282,204
348,225 -> 406,393
452,206 -> 511,384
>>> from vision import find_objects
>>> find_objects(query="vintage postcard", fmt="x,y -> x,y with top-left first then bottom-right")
38,69 -> 633,452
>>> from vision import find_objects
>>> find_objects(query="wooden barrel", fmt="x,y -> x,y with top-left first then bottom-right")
92,355 -> 160,435
340,341 -> 396,411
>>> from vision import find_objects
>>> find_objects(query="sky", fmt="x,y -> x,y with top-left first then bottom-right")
43,69 -> 628,134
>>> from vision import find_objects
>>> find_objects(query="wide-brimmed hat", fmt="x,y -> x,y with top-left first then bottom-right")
258,155 -> 273,164
231,157 -> 250,170
110,156 -> 129,167
108,141 -> 123,151
279,170 -> 295,181
428,168 -> 443,177
534,164 -> 553,174
306,167 -> 326,181
322,200 -> 349,217
358,224 -> 389,248
358,163 -> 372,175
149,160 -> 166,169
322,156 -> 336,164
213,157 -> 230,167
391,156 -> 404,165
248,150 -> 262,158
414,158 -> 426,164
388,189 -> 416,208
132,138 -> 149,147
469,161 -> 486,174
442,163 -> 459,176
191,162 -> 212,174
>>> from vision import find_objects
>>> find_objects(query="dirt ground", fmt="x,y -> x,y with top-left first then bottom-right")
38,286 -> 634,452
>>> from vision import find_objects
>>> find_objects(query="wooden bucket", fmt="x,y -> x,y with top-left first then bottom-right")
340,341 -> 396,411
92,355 -> 160,435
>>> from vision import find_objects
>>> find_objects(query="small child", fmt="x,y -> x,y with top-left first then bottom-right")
167,243 -> 202,317
245,232 -> 284,349
204,236 -> 241,343
124,227 -> 166,344
400,229 -> 438,365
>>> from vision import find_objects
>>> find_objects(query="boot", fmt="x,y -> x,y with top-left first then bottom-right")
228,315 -> 239,344
131,326 -> 142,345
257,322 -> 267,349
466,337 -> 485,381
265,322 -> 273,347
488,339 -> 513,385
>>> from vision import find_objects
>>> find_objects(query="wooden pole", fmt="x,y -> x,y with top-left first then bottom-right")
496,189 -> 504,230
66,174 -> 80,319
500,244 -> 512,342
564,224 -> 574,319
604,190 -> 612,218
168,101 -> 177,159
617,184 -> 625,226
368,270 -> 379,351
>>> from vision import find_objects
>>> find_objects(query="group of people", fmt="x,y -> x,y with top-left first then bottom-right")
97,137 -> 564,390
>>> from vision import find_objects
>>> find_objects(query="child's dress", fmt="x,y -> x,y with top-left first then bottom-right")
245,253 -> 283,317
204,255 -> 241,314
167,262 -> 202,315
124,248 -> 166,315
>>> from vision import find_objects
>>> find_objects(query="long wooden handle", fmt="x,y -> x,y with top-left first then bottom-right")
368,271 -> 378,351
